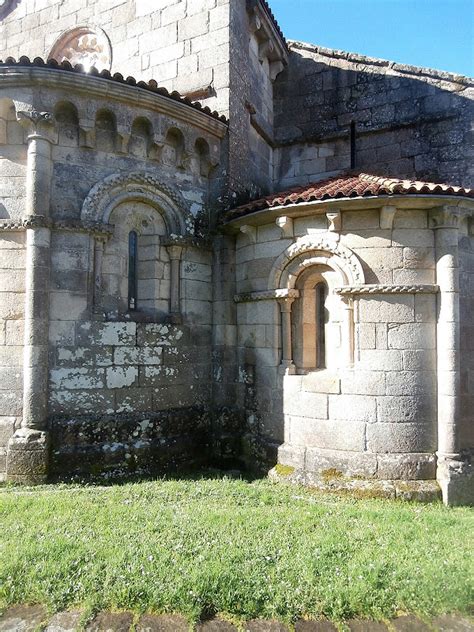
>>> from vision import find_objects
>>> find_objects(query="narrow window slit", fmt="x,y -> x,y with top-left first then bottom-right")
316,282 -> 327,369
128,230 -> 138,311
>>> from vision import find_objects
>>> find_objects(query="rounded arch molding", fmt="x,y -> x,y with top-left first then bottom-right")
49,25 -> 112,71
81,172 -> 192,236
269,235 -> 365,290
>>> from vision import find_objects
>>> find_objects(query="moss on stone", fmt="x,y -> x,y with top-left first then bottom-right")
274,464 -> 295,477
321,468 -> 344,482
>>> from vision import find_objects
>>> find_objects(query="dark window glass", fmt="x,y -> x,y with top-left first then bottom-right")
316,282 -> 327,369
128,230 -> 138,311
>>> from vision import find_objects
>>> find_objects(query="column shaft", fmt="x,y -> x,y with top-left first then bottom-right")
278,297 -> 295,375
7,116 -> 53,484
435,226 -> 460,456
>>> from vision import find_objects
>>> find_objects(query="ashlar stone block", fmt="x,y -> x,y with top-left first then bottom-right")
328,394 -> 376,422
358,295 -> 414,324
283,391 -> 328,418
106,366 -> 138,389
367,422 -> 436,453
388,322 -> 436,350
290,416 -> 366,451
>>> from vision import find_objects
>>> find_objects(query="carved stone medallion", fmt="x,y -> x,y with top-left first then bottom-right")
48,26 -> 112,71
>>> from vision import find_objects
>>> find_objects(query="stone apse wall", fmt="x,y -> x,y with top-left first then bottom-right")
226,202 -> 473,483
0,64 -> 227,477
0,0 -> 473,503
0,0 -> 231,114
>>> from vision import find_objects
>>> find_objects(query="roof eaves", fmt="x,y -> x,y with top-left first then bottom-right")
0,56 -> 229,124
288,40 -> 473,86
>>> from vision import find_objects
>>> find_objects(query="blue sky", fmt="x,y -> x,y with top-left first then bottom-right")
269,0 -> 474,77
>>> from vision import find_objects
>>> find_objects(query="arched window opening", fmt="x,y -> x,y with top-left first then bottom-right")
164,128 -> 186,168
129,117 -> 153,158
315,281 -> 328,369
0,98 -> 20,146
292,266 -> 342,373
99,202 -> 170,319
95,109 -> 116,153
55,102 -> 79,147
128,230 -> 138,311
194,138 -> 212,177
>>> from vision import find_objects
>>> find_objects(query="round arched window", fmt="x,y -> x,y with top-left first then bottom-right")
48,26 -> 112,72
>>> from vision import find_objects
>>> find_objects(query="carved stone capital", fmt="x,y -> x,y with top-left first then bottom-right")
277,296 -> 296,312
429,206 -> 461,230
17,110 -> 54,140
165,243 -> 184,261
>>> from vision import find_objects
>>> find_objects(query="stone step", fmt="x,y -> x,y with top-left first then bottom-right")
0,606 -> 473,632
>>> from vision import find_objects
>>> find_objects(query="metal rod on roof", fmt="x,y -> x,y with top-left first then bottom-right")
350,121 -> 356,170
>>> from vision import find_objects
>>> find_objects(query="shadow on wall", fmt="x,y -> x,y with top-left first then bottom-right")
273,49 -> 474,190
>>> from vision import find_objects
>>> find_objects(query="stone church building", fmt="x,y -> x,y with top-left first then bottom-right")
0,0 -> 473,505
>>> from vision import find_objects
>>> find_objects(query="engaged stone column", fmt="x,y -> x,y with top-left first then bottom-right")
165,242 -> 184,324
278,296 -> 296,375
7,111 -> 54,484
430,206 -> 464,504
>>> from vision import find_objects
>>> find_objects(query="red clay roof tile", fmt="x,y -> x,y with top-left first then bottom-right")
0,56 -> 228,124
226,173 -> 474,220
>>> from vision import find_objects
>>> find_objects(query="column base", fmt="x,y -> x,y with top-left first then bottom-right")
168,312 -> 183,325
278,361 -> 296,376
6,428 -> 49,485
437,452 -> 474,506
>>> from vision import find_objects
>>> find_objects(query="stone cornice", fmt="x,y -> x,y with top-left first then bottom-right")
247,0 -> 289,77
234,289 -> 300,303
0,217 -> 113,238
335,284 -> 440,295
289,41 -> 473,87
0,66 -> 228,139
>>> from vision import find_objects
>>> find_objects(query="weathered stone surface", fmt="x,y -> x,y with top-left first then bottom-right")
294,621 -> 337,631
245,621 -> 290,631
0,0 -> 473,506
6,429 -> 49,483
390,615 -> 431,631
346,621 -> 389,631
85,611 -> 134,632
44,610 -> 83,632
136,614 -> 189,631
196,619 -> 238,631
432,615 -> 474,631
0,605 -> 47,631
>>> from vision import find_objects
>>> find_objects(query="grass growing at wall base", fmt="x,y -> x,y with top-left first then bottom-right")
0,476 -> 473,623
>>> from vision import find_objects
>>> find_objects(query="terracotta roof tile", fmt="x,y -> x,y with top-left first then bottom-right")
226,173 -> 474,220
259,0 -> 288,51
0,56 -> 228,124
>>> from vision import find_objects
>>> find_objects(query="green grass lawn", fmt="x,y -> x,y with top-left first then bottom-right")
0,476 -> 473,624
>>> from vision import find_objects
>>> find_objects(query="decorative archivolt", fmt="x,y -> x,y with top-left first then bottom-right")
81,172 -> 191,236
268,235 -> 365,290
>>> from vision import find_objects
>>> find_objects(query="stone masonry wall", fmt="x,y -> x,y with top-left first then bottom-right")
0,99 -> 26,474
0,71 -> 225,477
0,0 -> 231,116
274,42 -> 474,191
227,0 -> 275,198
0,231 -> 25,476
459,228 -> 474,452
234,206 -> 439,478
